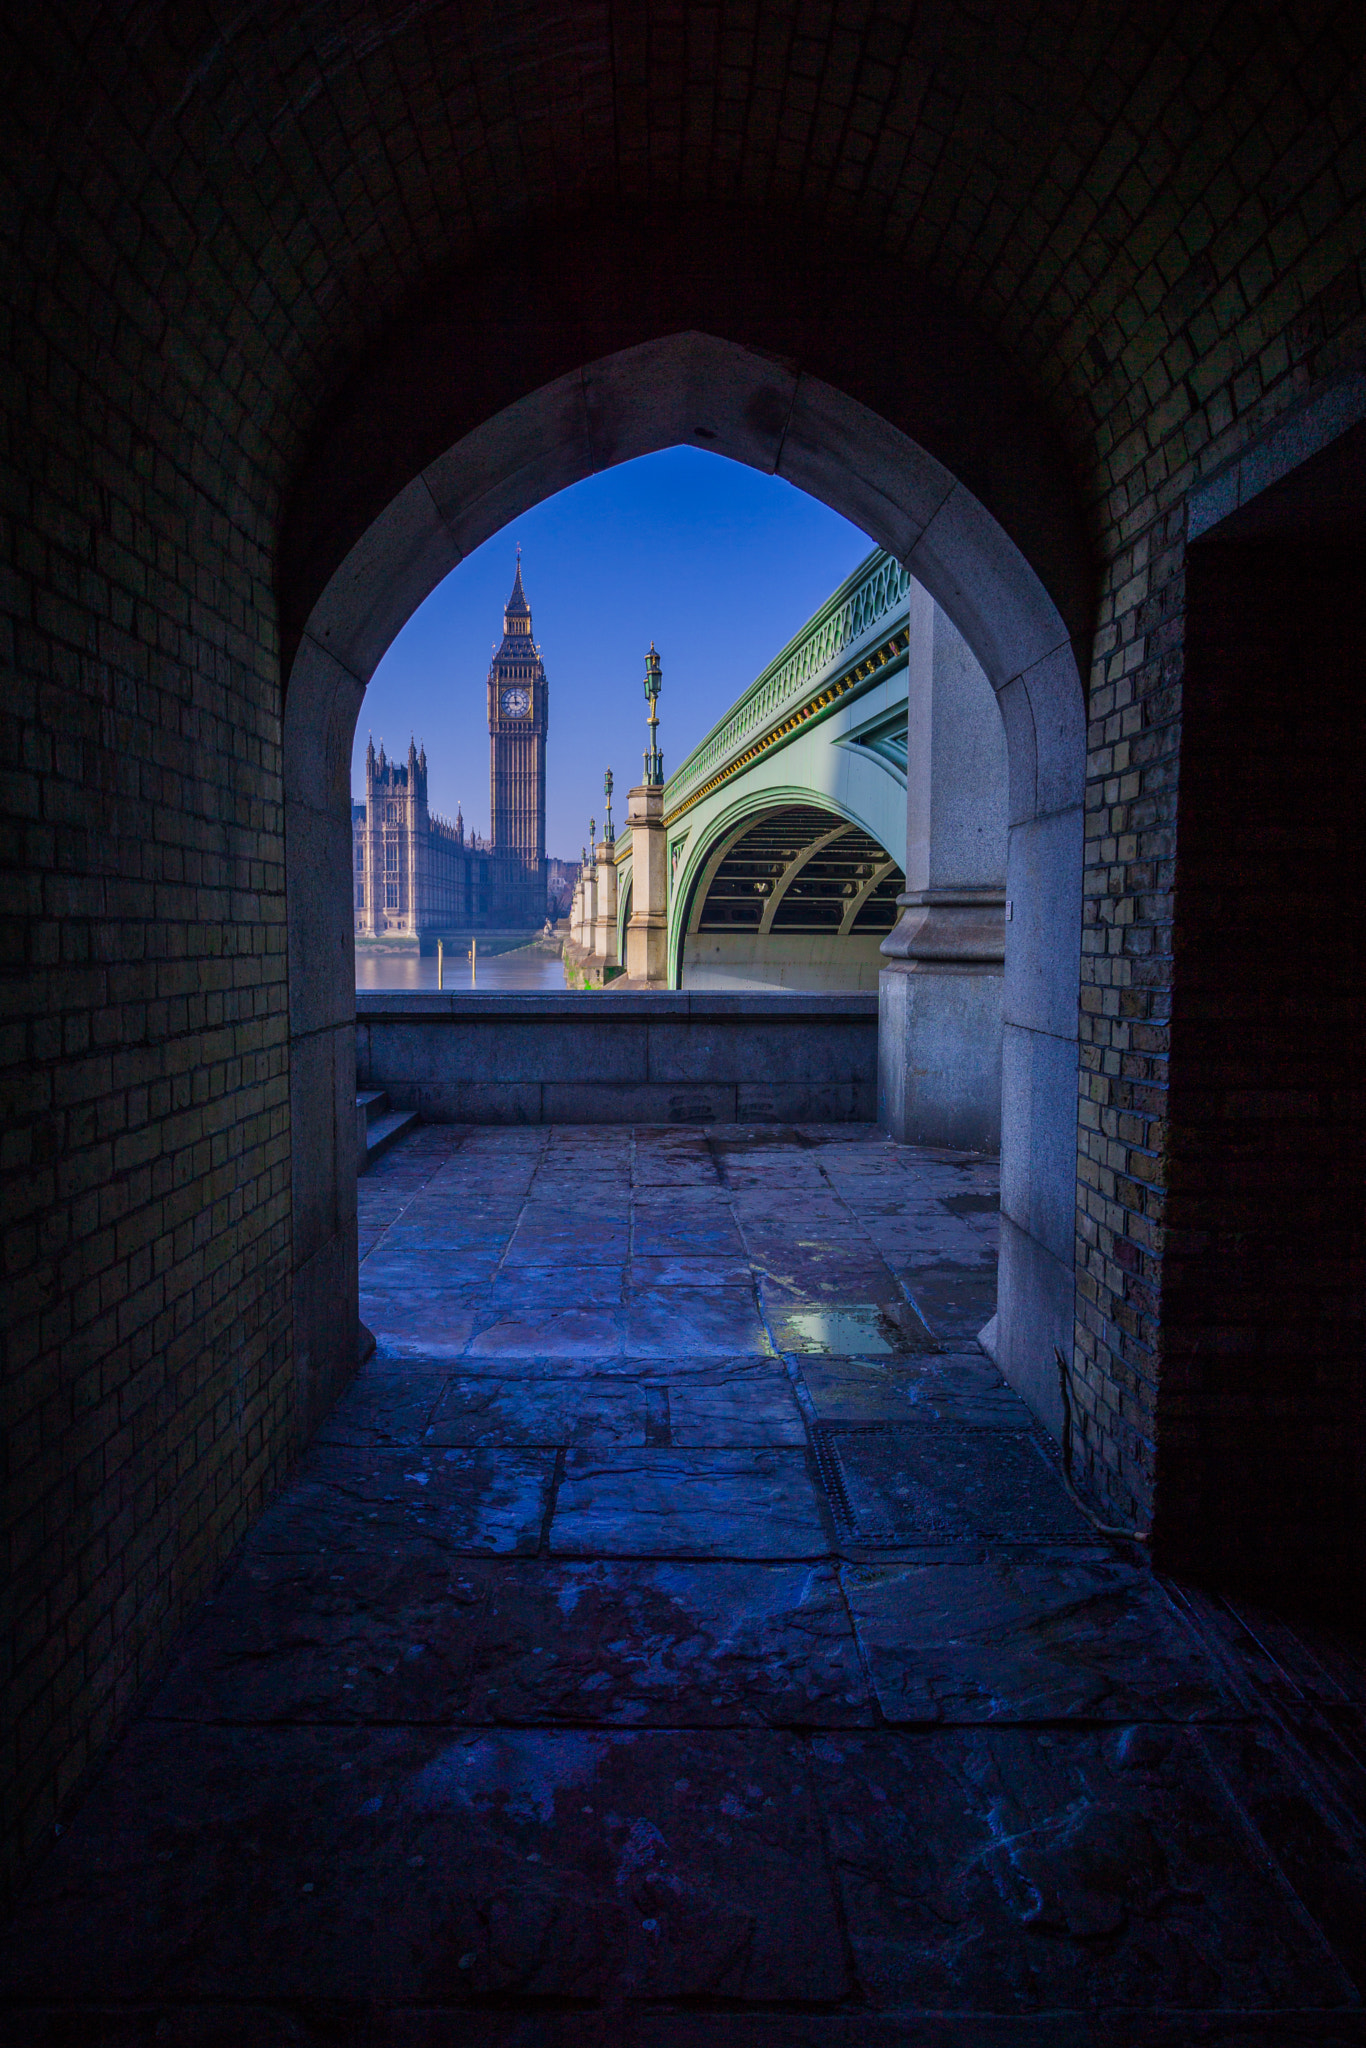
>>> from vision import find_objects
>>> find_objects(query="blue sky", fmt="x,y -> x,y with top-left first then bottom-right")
351,448 -> 871,860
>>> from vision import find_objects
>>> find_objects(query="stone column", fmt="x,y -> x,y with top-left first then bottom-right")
580,855 -> 598,953
879,583 -> 1007,1152
592,839 -> 619,969
625,784 -> 669,983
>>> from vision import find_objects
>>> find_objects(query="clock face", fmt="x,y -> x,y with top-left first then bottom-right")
500,686 -> 531,716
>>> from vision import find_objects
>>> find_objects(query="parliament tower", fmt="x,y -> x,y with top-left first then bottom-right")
487,553 -> 548,925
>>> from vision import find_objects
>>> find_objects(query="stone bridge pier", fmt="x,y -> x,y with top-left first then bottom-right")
878,581 -> 1008,1154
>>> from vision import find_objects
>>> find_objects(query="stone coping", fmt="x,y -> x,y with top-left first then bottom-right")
356,990 -> 879,1020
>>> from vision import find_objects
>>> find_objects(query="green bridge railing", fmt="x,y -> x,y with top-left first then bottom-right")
662,547 -> 910,821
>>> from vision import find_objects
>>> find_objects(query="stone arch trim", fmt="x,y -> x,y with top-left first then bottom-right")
279,210 -> 1095,684
281,275 -> 1091,1459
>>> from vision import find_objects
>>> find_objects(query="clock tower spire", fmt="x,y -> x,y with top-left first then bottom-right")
487,549 -> 549,925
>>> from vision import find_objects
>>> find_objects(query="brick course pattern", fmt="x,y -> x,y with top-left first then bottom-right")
1,0 -> 1364,1899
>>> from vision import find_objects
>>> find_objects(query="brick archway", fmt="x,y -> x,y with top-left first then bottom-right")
281,238 -> 1093,1451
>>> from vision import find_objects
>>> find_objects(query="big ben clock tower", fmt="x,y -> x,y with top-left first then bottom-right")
487,551 -> 548,925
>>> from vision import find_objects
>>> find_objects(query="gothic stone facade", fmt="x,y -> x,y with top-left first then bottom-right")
353,565 -> 550,935
353,738 -> 492,935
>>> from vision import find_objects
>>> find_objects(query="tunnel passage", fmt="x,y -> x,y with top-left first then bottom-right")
6,0 -> 1366,1942
286,316 -> 1089,1497
680,805 -> 904,991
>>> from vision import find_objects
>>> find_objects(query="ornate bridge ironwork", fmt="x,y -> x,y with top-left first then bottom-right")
662,548 -> 911,825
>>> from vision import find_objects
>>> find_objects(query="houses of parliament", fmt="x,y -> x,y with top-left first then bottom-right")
353,559 -> 572,935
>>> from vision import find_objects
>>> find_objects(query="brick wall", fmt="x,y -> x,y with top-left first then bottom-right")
2,0 -> 1365,1897
0,435 -> 295,1880
0,15 -> 303,1898
1069,42 -> 1366,1544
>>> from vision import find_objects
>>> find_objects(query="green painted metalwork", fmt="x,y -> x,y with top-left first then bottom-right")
663,548 -> 911,822
611,545 -> 912,988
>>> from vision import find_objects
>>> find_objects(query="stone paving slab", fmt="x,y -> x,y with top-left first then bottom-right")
12,2003 -> 1366,2048
757,1260 -> 906,1305
839,1557 -> 1234,1722
426,2018 -> 1366,2048
550,1450 -> 832,1557
374,2016 -> 1366,2048
362,1269 -> 500,1301
363,1299 -> 481,1358
630,1220 -> 750,1258
796,1353 -> 1031,1428
483,1265 -> 627,1307
420,1351 -> 786,1384
810,1727 -> 1355,2012
457,1296 -> 779,1361
1194,1717 -> 1366,1992
632,1161 -> 723,1189
897,1259 -> 999,1343
735,1207 -> 864,1240
315,1371 -> 448,1447
22,1120 -> 1366,2041
665,1374 -> 807,1445
418,1370 -> 802,1448
627,1253 -> 755,1287
425,1375 -> 646,1446
379,1217 -> 521,1247
504,1228 -> 632,1265
466,1306 -> 628,1358
518,1194 -> 634,1219
0,1724 -> 849,2006
720,1165 -> 836,1190
631,1180 -> 736,1202
363,1247 -> 513,1283
1173,1585 -> 1366,1708
247,1445 -> 554,1556
618,1289 -> 774,1357
149,1556 -> 872,1729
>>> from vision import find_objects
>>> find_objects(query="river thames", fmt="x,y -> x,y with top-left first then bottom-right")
355,940 -> 566,993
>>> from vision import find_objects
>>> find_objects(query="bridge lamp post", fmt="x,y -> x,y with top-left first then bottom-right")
643,643 -> 664,786
626,644 -> 669,985
593,770 -> 620,975
579,821 -> 599,956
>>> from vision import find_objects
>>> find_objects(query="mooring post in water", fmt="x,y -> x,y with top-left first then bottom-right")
437,938 -> 443,990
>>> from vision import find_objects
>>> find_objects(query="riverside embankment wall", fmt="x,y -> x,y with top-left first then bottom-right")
356,992 -> 879,1125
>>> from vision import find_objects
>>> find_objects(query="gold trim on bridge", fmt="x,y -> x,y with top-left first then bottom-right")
662,627 -> 910,829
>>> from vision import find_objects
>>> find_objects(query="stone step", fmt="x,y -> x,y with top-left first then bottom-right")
364,1105 -> 420,1165
356,1088 -> 389,1127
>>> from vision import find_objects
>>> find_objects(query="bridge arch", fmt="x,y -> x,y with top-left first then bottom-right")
669,787 -> 904,992
282,221 -> 1091,1440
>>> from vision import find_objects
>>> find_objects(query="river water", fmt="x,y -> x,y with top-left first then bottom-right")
356,944 -> 566,993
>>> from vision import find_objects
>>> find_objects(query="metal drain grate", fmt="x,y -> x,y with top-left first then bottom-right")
811,1422 -> 1095,1546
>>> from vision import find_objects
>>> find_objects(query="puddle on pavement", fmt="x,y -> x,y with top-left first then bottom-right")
771,1303 -> 936,1356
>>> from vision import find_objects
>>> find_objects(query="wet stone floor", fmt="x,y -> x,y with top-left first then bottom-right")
7,1122 -> 1366,2047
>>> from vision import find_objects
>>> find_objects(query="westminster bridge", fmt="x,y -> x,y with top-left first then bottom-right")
602,547 -> 919,992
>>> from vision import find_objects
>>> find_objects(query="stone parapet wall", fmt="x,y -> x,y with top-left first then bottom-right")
356,993 -> 879,1126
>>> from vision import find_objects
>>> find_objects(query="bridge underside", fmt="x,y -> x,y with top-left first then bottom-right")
680,805 -> 903,992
